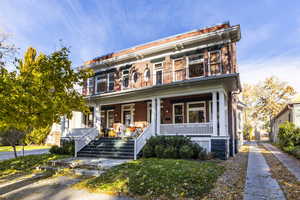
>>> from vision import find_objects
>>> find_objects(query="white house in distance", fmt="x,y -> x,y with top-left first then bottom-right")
271,95 -> 300,143
50,22 -> 243,160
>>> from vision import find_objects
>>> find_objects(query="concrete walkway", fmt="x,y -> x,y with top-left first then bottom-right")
263,143 -> 300,181
0,149 -> 49,161
0,175 -> 133,200
244,142 -> 285,200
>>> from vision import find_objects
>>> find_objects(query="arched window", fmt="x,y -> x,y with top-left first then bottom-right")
144,68 -> 150,81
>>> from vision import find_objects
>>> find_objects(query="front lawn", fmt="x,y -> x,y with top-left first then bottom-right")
0,145 -> 51,152
75,158 -> 224,199
0,154 -> 70,179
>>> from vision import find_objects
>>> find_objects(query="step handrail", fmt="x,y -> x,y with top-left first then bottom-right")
73,128 -> 99,157
134,124 -> 153,160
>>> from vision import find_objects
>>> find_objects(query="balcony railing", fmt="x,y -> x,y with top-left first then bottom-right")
160,122 -> 213,136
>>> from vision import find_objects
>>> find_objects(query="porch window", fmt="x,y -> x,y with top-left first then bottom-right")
107,72 -> 114,91
173,103 -> 184,124
88,77 -> 95,95
154,63 -> 163,85
209,50 -> 221,75
173,58 -> 185,81
122,70 -> 129,89
96,74 -> 106,93
188,54 -> 205,78
187,102 -> 206,123
107,110 -> 114,128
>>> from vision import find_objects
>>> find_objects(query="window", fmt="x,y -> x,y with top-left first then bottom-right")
107,72 -> 114,91
209,51 -> 221,75
122,104 -> 134,127
173,58 -> 185,81
154,63 -> 163,85
188,54 -> 205,78
107,110 -> 114,128
173,103 -> 184,124
96,74 -> 106,93
88,77 -> 95,95
122,70 -> 129,89
187,102 -> 206,123
144,68 -> 150,81
132,71 -> 138,83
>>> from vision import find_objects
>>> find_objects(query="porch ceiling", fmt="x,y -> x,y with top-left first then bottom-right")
86,73 -> 241,105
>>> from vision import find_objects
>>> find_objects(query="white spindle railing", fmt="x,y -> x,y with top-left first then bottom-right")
160,122 -> 213,135
134,125 -> 153,160
73,128 -> 99,157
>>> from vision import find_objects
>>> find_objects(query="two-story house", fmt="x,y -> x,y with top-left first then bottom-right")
58,22 -> 242,160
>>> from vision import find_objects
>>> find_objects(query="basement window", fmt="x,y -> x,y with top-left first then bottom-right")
188,54 -> 205,78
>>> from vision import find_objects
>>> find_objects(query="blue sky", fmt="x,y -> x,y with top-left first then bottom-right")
0,0 -> 299,92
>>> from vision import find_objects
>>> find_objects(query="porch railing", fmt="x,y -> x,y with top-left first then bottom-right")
73,128 -> 99,157
134,124 -> 153,160
160,122 -> 213,135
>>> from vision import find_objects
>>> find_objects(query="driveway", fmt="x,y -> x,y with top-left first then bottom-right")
0,149 -> 49,161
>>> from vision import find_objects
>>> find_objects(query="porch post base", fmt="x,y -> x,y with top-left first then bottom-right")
211,139 -> 229,160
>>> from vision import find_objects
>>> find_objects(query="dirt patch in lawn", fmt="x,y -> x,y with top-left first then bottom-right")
202,144 -> 249,200
259,144 -> 300,200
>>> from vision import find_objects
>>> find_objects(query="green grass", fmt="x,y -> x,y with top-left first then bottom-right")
75,158 -> 224,199
0,154 -> 70,179
0,145 -> 51,152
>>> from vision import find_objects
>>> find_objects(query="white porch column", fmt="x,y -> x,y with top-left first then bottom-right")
94,105 -> 101,131
156,97 -> 161,135
212,92 -> 218,136
219,91 -> 226,136
151,98 -> 156,135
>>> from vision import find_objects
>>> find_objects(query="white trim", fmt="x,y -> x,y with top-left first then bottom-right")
172,103 -> 184,124
147,101 -> 152,123
153,62 -> 164,85
219,91 -> 226,136
187,53 -> 205,79
186,101 -> 206,123
158,87 -> 223,99
212,92 -> 218,136
121,69 -> 130,90
156,97 -> 161,134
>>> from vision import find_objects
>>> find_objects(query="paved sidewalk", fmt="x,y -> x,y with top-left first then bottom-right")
0,175 -> 133,200
0,149 -> 49,161
263,143 -> 300,181
244,142 -> 285,200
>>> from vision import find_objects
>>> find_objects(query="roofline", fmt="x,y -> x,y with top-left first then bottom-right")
80,22 -> 240,68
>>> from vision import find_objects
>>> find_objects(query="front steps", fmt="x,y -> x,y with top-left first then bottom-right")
77,137 -> 135,159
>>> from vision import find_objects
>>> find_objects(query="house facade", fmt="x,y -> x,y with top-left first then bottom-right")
59,22 -> 242,160
271,95 -> 300,143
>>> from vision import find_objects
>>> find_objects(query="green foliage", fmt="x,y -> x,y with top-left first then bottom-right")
291,146 -> 300,159
24,126 -> 50,145
278,122 -> 300,148
179,145 -> 194,159
0,154 -> 69,178
163,146 -> 177,158
75,158 -> 224,199
49,140 -> 74,155
154,145 -> 165,158
142,136 -> 205,159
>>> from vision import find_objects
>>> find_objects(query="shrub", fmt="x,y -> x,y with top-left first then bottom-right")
142,144 -> 154,158
179,145 -> 194,159
191,143 -> 203,159
49,140 -> 74,155
24,126 -> 51,145
163,146 -> 177,158
291,146 -> 300,159
199,150 -> 208,160
154,145 -> 165,158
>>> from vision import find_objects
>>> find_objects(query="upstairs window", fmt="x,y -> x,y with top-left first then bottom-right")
88,77 -> 95,95
96,74 -> 106,93
154,63 -> 163,85
209,50 -> 221,75
107,72 -> 114,91
132,71 -> 138,83
173,58 -> 185,81
188,54 -> 205,78
122,70 -> 129,89
144,68 -> 150,81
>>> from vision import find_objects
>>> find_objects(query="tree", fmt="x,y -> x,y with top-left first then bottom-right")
0,46 -> 93,158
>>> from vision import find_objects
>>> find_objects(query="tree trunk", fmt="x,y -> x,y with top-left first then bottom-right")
22,145 -> 24,157
12,145 -> 18,158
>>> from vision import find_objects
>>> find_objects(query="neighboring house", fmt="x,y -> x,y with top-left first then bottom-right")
54,22 -> 242,160
271,95 -> 300,143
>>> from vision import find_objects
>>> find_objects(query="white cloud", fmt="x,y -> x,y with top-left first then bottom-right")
240,55 -> 300,93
